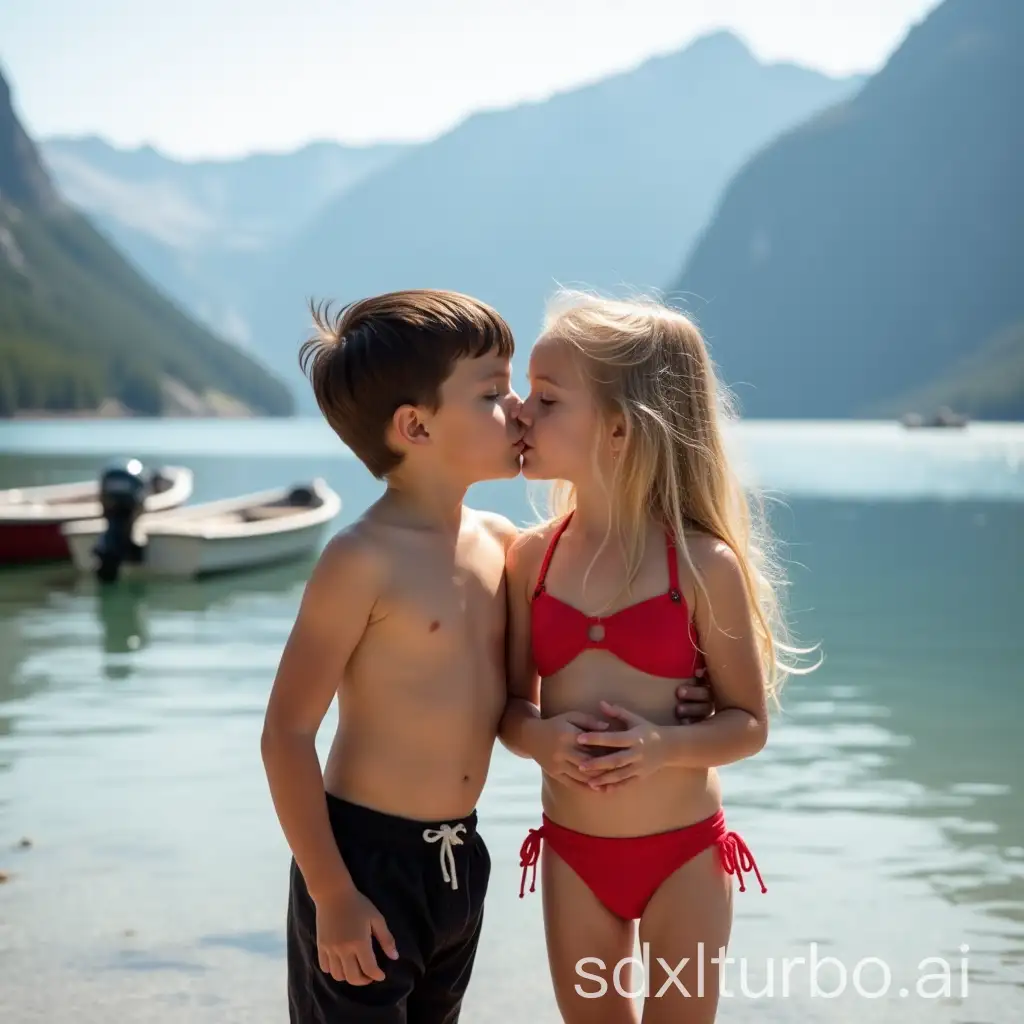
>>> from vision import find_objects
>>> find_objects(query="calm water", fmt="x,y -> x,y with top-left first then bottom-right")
1,419 -> 1023,1023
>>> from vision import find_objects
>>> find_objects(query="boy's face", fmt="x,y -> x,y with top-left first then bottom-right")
427,351 -> 525,483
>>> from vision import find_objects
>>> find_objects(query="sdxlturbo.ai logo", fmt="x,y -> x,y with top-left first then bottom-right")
575,942 -> 971,1000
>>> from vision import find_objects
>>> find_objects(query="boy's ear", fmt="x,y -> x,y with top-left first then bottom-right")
389,404 -> 431,449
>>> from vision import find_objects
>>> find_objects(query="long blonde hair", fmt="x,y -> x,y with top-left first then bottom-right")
536,290 -> 809,703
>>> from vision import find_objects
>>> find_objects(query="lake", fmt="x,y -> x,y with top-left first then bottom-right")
1,417 -> 1023,1023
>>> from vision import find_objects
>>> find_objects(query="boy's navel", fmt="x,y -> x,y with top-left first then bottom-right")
429,620 -> 440,632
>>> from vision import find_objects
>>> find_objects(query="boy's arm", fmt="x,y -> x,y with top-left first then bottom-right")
260,530 -> 384,900
476,511 -> 544,756
498,531 -> 543,758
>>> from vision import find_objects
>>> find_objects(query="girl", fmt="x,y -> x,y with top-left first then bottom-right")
500,292 -> 793,1024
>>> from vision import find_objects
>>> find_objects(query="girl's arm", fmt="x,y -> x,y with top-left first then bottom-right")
661,535 -> 770,767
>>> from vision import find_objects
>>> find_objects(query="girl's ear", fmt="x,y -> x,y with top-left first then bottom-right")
608,412 -> 627,456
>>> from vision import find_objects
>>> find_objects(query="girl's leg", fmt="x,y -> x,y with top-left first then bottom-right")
541,844 -> 639,1024
637,846 -> 733,1024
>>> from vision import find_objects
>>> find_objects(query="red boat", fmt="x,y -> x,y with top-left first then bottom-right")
0,464 -> 193,565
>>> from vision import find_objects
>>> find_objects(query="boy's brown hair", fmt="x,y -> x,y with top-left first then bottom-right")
298,289 -> 515,478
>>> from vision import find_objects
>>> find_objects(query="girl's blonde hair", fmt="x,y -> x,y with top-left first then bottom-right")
537,289 -> 809,703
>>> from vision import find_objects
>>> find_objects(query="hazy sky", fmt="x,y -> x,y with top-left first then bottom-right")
2,0 -> 941,160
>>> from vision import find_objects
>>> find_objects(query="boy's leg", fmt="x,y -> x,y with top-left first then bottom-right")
406,831 -> 492,1024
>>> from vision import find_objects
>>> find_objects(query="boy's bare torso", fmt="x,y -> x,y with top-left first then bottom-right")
323,506 -> 514,822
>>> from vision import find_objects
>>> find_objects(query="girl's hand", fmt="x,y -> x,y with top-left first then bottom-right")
529,710 -> 610,786
575,701 -> 668,788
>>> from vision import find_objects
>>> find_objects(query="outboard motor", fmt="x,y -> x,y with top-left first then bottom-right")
93,459 -> 150,583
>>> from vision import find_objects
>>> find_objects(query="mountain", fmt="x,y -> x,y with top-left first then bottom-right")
40,136 -> 411,346
0,73 -> 61,214
243,32 -> 863,401
669,0 -> 1023,420
891,319 -> 1024,421
0,65 -> 293,417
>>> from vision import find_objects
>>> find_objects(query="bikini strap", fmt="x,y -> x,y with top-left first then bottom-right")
533,512 -> 573,598
665,529 -> 682,603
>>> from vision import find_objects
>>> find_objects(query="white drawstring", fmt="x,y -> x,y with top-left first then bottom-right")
422,823 -> 467,890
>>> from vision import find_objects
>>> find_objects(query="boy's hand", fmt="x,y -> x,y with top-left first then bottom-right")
314,886 -> 398,985
675,668 -> 714,724
530,711 -> 609,785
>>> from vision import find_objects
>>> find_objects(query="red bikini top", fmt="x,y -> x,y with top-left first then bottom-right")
530,512 -> 704,679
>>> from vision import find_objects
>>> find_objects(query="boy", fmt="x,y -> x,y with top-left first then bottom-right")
261,289 -> 712,1023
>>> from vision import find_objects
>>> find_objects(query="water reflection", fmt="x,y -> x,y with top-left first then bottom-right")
0,557 -> 315,766
0,565 -> 76,747
766,499 -> 1024,973
84,557 -> 316,666
95,582 -> 148,666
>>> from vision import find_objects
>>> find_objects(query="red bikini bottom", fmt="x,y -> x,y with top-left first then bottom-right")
518,809 -> 766,921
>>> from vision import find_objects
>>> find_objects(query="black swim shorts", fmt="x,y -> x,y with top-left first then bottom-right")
287,793 -> 491,1023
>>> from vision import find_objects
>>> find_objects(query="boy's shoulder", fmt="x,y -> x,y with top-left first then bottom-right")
505,516 -> 564,581
312,517 -> 393,590
463,507 -> 562,554
464,506 -> 520,552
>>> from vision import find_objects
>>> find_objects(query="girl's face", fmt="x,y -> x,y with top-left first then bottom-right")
518,335 -> 617,483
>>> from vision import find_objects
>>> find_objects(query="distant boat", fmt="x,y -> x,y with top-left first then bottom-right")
62,478 -> 341,580
900,407 -> 969,430
0,464 -> 193,565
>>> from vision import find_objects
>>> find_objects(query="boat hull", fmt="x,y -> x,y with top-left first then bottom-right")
0,522 -> 70,564
64,516 -> 331,578
148,518 -> 330,577
1,466 -> 193,566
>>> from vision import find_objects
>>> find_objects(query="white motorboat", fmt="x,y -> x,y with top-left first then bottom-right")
62,478 -> 341,580
0,462 -> 193,565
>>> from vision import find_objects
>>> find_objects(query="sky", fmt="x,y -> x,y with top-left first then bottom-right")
2,0 -> 942,160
